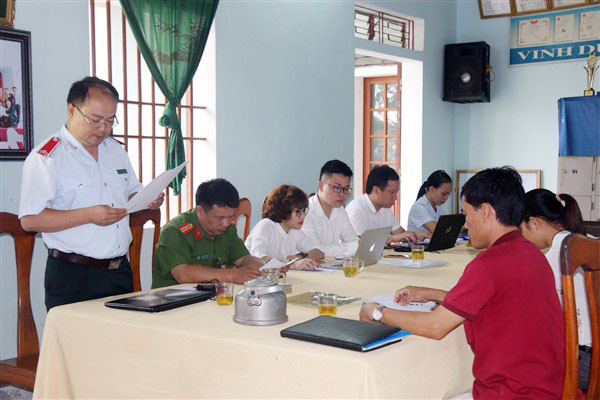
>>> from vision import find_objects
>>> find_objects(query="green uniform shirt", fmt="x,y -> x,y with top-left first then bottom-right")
152,208 -> 249,288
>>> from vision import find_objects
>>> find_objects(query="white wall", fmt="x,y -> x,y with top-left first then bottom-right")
0,0 -> 90,359
454,2 -> 584,191
215,1 -> 356,222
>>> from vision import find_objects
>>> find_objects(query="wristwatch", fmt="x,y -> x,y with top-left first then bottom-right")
372,304 -> 386,324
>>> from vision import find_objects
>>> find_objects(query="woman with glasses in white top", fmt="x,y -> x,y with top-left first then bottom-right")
245,185 -> 324,270
520,188 -> 591,391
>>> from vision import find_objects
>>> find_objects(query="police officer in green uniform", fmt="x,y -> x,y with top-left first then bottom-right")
152,179 -> 263,288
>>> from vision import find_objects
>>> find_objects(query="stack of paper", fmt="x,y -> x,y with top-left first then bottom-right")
260,257 -> 300,271
363,294 -> 436,312
379,259 -> 448,269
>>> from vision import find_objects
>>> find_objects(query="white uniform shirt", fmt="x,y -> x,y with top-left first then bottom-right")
301,195 -> 358,257
346,193 -> 401,235
546,230 -> 591,346
244,218 -> 320,260
19,126 -> 142,259
407,195 -> 445,233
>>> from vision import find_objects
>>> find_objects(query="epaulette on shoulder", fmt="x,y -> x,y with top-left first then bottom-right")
179,223 -> 194,235
37,137 -> 61,157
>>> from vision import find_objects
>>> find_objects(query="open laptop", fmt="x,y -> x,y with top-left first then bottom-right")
320,226 -> 392,269
105,286 -> 216,312
393,213 -> 465,252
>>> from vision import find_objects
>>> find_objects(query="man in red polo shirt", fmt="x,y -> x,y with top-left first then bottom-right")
360,167 -> 564,398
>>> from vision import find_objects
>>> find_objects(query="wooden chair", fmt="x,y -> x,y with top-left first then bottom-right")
584,221 -> 600,238
128,209 -> 161,292
231,198 -> 251,241
560,233 -> 600,399
0,212 -> 38,390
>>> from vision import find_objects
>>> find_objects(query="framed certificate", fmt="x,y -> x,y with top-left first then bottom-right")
514,0 -> 551,15
554,14 -> 576,42
518,17 -> 551,45
478,0 -> 514,18
550,0 -> 589,10
579,10 -> 600,40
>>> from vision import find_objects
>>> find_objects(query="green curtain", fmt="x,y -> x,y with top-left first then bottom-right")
120,0 -> 219,195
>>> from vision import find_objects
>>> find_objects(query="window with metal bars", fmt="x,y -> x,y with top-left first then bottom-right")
88,0 -> 216,223
354,3 -> 415,50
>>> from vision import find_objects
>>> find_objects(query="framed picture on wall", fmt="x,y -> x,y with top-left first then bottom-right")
0,28 -> 33,160
478,0 -> 514,18
513,0 -> 551,15
0,0 -> 15,28
455,169 -> 541,212
550,0 -> 590,10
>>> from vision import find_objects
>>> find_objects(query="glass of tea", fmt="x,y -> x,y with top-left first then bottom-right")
215,282 -> 234,305
343,256 -> 364,277
318,293 -> 337,316
411,244 -> 425,261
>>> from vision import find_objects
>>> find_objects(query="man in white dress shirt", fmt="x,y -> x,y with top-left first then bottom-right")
19,77 -> 163,310
346,165 -> 430,243
301,160 -> 358,257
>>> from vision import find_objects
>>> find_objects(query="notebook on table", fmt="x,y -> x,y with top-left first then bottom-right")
394,214 -> 465,252
105,286 -> 215,313
280,316 -> 411,352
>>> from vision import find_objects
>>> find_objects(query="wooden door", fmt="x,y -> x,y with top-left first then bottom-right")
363,71 -> 402,219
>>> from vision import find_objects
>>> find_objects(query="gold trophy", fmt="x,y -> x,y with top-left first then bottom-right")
584,51 -> 598,96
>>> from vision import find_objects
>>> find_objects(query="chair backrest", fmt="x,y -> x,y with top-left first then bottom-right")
129,209 -> 161,292
584,221 -> 600,238
231,198 -> 251,241
0,213 -> 38,358
560,233 -> 600,399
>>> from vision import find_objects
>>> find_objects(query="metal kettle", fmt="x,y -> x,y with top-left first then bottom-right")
233,276 -> 290,326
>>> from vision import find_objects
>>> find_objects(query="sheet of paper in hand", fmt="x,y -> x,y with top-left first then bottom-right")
363,294 -> 436,312
125,161 -> 188,213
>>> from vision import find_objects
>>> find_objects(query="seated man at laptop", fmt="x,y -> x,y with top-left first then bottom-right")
152,179 -> 264,288
301,160 -> 359,258
346,165 -> 430,244
360,167 -> 564,399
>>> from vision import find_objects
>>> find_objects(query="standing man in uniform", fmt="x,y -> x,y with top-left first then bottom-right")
19,76 -> 164,310
152,178 -> 263,288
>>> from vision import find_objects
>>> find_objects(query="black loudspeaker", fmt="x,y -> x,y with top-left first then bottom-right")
443,41 -> 490,103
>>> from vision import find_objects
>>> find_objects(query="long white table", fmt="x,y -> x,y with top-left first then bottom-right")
33,245 -> 480,399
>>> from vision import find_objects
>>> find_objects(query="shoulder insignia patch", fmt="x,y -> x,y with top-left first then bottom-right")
37,137 -> 61,157
194,227 -> 202,240
179,223 -> 194,235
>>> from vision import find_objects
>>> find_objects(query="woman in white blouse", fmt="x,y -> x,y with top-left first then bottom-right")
520,188 -> 590,391
245,185 -> 324,270
407,170 -> 452,234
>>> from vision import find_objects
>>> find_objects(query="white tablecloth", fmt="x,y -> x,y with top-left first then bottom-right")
33,245 -> 480,399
